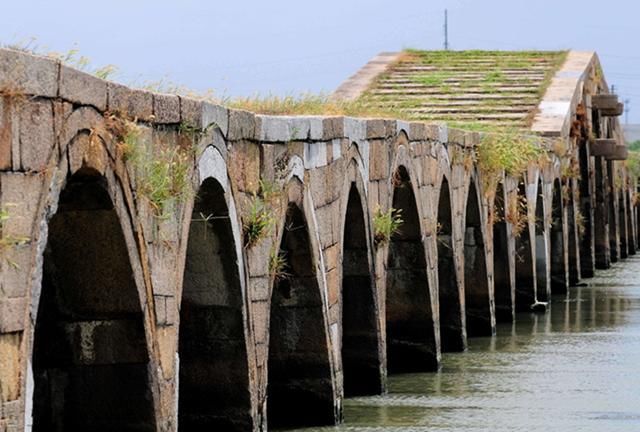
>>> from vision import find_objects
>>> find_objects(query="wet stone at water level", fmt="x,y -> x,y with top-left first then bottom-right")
289,256 -> 640,432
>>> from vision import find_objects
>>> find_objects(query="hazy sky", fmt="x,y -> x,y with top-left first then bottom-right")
2,0 -> 640,121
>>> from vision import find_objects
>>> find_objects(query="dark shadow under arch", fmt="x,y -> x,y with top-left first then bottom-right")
515,181 -> 535,311
566,180 -> 580,286
464,180 -> 492,336
33,170 -> 156,432
437,177 -> 464,350
493,183 -> 513,322
179,178 -> 251,431
386,166 -> 437,372
619,190 -> 629,259
550,179 -> 567,294
578,139 -> 594,277
342,184 -> 382,396
535,180 -> 549,302
267,203 -> 334,429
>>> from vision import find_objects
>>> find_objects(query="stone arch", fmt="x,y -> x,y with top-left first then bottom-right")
341,179 -> 382,395
386,165 -> 437,372
267,196 -> 335,429
464,177 -> 493,336
493,181 -> 513,321
550,178 -> 567,294
515,180 -> 535,311
535,179 -> 549,302
32,168 -> 156,432
437,175 -> 464,351
178,177 -> 252,431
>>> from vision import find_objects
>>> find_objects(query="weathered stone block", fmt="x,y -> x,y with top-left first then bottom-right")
251,276 -> 270,301
326,268 -> 339,306
18,99 -> 55,171
369,139 -> 389,181
315,204 -> 334,249
0,49 -> 58,97
152,93 -> 180,124
0,96 -> 17,171
0,172 -> 43,238
227,109 -> 256,141
324,243 -> 340,272
228,141 -> 260,193
59,65 -> 108,111
0,245 -> 31,298
107,83 -> 153,120
0,333 -> 22,403
202,102 -> 229,137
246,239 -> 270,277
366,119 -> 387,139
0,297 -> 26,333
322,117 -> 344,140
251,300 -> 269,344
179,96 -> 202,127
344,117 -> 366,142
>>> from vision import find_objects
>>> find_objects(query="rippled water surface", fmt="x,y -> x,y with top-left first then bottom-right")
293,255 -> 640,432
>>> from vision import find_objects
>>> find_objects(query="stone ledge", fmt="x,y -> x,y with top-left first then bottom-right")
107,82 -> 153,121
59,64 -> 107,111
0,48 -> 58,98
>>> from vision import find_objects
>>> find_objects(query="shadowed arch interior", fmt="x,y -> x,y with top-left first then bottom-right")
535,180 -> 549,302
267,203 -> 334,429
595,157 -> 620,269
619,190 -> 629,259
437,177 -> 464,351
515,181 -> 535,311
179,177 -> 251,431
550,179 -> 567,294
464,180 -> 492,336
32,170 -> 156,432
342,183 -> 382,396
578,139 -> 594,277
566,180 -> 580,286
493,182 -> 513,321
386,166 -> 437,372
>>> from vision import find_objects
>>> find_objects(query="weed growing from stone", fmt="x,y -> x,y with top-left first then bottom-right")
373,206 -> 403,246
269,249 -> 290,281
0,205 -> 29,262
107,113 -> 193,217
243,195 -> 275,247
626,151 -> 640,180
505,193 -> 528,238
476,128 -> 545,190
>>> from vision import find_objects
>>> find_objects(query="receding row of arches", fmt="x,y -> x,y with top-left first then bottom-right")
30,159 -> 602,431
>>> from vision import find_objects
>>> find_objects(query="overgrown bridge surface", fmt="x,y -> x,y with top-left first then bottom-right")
0,48 -> 636,432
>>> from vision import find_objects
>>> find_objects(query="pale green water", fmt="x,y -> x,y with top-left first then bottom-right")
296,255 -> 640,432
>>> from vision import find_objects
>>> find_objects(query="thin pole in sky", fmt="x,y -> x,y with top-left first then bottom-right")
444,9 -> 449,50
624,98 -> 630,125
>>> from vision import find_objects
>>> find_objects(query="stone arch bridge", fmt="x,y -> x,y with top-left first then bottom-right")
0,49 -> 636,431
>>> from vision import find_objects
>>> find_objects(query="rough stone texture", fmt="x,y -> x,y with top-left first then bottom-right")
0,49 -> 58,97
59,65 -> 108,110
107,82 -> 153,120
0,47 -> 635,432
152,93 -> 180,124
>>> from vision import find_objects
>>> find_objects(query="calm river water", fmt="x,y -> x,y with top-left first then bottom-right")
293,254 -> 640,432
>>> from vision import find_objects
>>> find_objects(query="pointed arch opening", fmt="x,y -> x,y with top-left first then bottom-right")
550,179 -> 567,294
32,170 -> 156,432
535,180 -> 549,302
464,180 -> 492,336
386,166 -> 437,372
178,178 -> 251,431
515,181 -> 535,311
437,177 -> 464,350
267,202 -> 334,429
493,182 -> 513,321
342,184 -> 382,395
